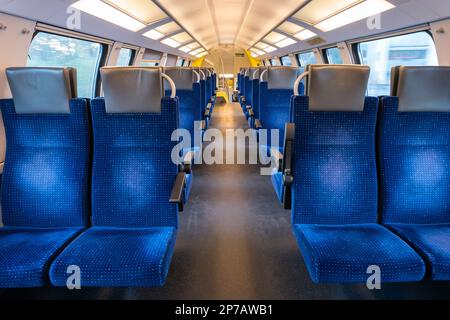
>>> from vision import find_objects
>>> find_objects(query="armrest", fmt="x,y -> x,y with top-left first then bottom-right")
170,172 -> 186,212
201,120 -> 206,131
254,119 -> 263,130
248,108 -> 255,118
206,103 -> 212,110
204,108 -> 211,118
246,105 -> 252,110
282,123 -> 295,210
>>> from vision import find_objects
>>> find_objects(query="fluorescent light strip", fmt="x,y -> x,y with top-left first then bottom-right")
71,0 -> 145,32
274,38 -> 296,48
179,46 -> 191,53
143,29 -> 164,40
294,29 -> 317,41
315,0 -> 395,32
161,38 -> 181,48
263,45 -> 277,53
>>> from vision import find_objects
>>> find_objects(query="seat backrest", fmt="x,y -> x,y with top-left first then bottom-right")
259,66 -> 303,147
92,67 -> 179,228
1,67 -> 90,228
194,67 -> 207,111
164,67 -> 202,139
291,64 -> 378,225
378,66 -> 450,224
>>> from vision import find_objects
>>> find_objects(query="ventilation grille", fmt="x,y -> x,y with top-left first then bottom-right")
306,37 -> 326,46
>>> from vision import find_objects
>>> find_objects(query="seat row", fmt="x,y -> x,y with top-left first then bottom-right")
0,66 -> 209,288
270,64 -> 450,283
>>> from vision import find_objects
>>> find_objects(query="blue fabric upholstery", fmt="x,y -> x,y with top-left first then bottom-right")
245,76 -> 253,110
50,97 -> 180,287
200,79 -> 206,113
0,98 -> 91,288
271,171 -> 283,203
293,224 -> 426,283
291,95 -> 425,283
251,79 -> 260,120
50,227 -> 177,287
378,97 -> 450,225
387,224 -> 450,281
1,99 -> 91,228
0,227 -> 84,287
206,76 -> 212,105
378,96 -> 450,280
166,83 -> 202,145
258,82 -> 304,148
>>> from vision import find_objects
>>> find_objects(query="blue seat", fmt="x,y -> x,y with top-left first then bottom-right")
290,65 -> 425,283
255,67 -> 303,205
0,67 -> 90,288
50,67 -> 183,287
164,67 -> 204,201
378,66 -> 450,281
246,67 -> 266,127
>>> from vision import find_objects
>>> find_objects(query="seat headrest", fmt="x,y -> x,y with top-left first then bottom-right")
306,64 -> 370,112
101,67 -> 164,113
267,66 -> 302,89
6,67 -> 77,114
391,66 -> 450,112
248,67 -> 260,80
164,67 -> 197,90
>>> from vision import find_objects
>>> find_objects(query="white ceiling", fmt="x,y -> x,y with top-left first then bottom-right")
155,0 -> 306,49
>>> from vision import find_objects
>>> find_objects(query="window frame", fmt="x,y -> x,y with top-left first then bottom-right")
322,46 -> 343,64
118,46 -> 137,66
30,26 -> 111,98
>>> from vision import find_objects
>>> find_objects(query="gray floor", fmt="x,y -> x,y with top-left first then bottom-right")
1,102 -> 449,300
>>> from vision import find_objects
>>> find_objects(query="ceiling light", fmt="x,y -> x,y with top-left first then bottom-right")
274,38 -> 297,48
161,38 -> 181,48
171,32 -> 192,43
186,42 -> 200,49
278,21 -> 305,35
143,29 -> 164,40
293,0 -> 360,25
156,22 -> 181,34
179,46 -> 191,53
71,0 -> 145,32
263,32 -> 286,44
250,52 -> 259,58
294,29 -> 317,40
315,0 -> 395,32
255,42 -> 269,50
263,46 -> 277,53
103,0 -> 167,25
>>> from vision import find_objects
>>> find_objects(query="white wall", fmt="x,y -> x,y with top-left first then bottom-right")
431,19 -> 450,66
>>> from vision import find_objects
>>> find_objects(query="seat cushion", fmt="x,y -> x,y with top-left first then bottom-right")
0,227 -> 84,288
50,227 -> 177,287
293,223 -> 425,283
387,223 -> 450,281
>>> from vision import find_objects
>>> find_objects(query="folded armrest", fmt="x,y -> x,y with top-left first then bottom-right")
254,119 -> 263,130
204,108 -> 211,118
282,123 -> 295,210
170,172 -> 186,212
248,108 -> 255,118
246,105 -> 252,110
206,103 -> 212,110
201,120 -> 207,131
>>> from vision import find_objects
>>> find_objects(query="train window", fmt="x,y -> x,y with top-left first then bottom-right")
140,60 -> 159,67
296,51 -> 317,67
27,32 -> 104,98
280,56 -> 292,66
176,58 -> 184,67
325,47 -> 343,64
356,31 -> 439,96
116,48 -> 134,66
270,58 -> 281,66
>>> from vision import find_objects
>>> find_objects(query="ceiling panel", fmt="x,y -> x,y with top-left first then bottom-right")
103,0 -> 167,24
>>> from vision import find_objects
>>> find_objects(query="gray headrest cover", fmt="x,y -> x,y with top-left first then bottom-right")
164,67 -> 196,90
6,67 -> 75,114
267,67 -> 302,89
307,64 -> 370,112
101,67 -> 163,113
394,66 -> 450,112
